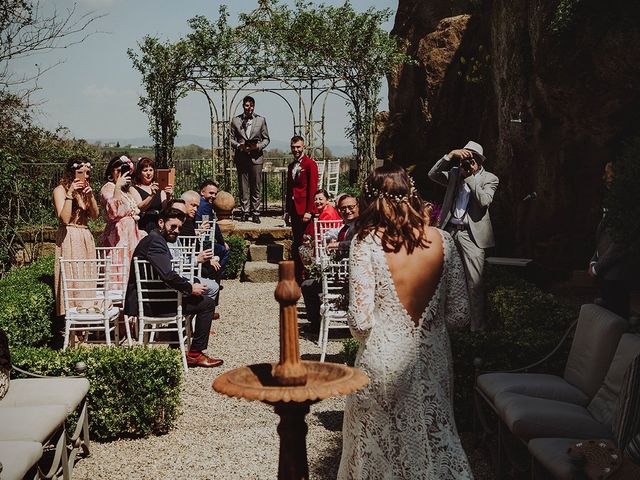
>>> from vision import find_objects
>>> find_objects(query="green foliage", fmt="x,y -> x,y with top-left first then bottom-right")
11,346 -> 183,441
0,255 -> 54,349
450,266 -> 578,430
0,93 -> 99,271
551,0 -> 585,33
223,235 -> 247,280
457,45 -> 490,84
338,171 -> 361,198
341,338 -> 359,367
604,135 -> 640,259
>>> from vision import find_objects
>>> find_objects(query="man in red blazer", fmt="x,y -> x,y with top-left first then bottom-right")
285,135 -> 319,283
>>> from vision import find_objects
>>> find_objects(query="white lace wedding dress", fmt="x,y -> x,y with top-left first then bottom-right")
338,229 -> 473,480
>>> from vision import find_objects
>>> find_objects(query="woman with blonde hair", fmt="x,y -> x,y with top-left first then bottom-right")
52,156 -> 99,316
338,163 -> 473,479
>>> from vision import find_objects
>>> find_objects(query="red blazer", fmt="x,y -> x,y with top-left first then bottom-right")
286,154 -> 319,217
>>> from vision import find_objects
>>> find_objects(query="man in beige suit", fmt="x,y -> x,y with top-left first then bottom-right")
429,140 -> 499,331
230,96 -> 270,223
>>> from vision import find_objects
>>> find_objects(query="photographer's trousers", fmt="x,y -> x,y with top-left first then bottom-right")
449,228 -> 485,331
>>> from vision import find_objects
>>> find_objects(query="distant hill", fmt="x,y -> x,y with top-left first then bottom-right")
87,134 -> 354,157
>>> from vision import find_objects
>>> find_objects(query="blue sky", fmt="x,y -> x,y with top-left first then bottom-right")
12,0 -> 398,149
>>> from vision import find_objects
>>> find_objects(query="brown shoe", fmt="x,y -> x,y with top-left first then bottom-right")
187,353 -> 224,368
213,312 -> 220,320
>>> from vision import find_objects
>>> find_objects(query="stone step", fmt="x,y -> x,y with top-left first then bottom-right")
242,261 -> 280,283
249,243 -> 285,263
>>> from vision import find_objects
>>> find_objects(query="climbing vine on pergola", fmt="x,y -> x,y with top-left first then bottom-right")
128,0 -> 409,186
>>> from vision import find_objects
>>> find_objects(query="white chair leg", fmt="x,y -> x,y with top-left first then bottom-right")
104,319 -> 112,347
138,318 -> 145,345
320,315 -> 331,363
176,319 -> 188,373
63,320 -> 71,350
123,314 -> 133,346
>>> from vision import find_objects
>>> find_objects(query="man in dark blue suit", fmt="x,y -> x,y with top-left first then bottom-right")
124,208 -> 223,368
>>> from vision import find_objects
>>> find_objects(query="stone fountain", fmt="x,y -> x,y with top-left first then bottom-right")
212,261 -> 368,480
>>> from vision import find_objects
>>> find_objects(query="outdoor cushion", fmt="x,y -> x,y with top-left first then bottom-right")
614,353 -> 640,452
588,334 -> 640,430
0,405 -> 68,442
563,304 -> 627,399
495,392 -> 612,440
528,437 -> 581,480
1,377 -> 89,415
0,441 -> 43,480
477,372 -> 589,406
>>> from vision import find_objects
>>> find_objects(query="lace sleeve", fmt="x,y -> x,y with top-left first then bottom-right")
347,236 -> 376,341
100,183 -> 130,221
444,234 -> 471,329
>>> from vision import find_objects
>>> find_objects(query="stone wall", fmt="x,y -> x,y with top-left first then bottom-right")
379,0 -> 640,269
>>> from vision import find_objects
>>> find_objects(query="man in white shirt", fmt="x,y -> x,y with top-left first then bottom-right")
428,141 -> 499,331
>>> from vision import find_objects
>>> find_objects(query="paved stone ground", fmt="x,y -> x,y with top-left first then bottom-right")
73,279 -> 492,479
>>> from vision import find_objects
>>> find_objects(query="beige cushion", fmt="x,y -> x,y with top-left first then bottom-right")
0,441 -> 42,480
1,377 -> 89,415
564,304 -> 627,399
0,405 -> 68,442
477,372 -> 589,406
588,334 -> 640,429
528,438 -> 583,480
495,392 -> 612,440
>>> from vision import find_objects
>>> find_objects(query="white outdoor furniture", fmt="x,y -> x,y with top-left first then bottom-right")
312,218 -> 343,261
95,244 -> 132,345
325,158 -> 340,197
316,159 -> 326,191
60,257 -> 120,349
318,257 -> 350,362
133,258 -> 192,373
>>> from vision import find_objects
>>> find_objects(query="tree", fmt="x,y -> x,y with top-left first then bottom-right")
1,0 -> 103,96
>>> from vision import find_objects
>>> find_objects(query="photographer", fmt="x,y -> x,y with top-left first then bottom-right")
428,141 -> 499,331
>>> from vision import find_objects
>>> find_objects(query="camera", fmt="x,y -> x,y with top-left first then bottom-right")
120,163 -> 131,174
459,157 -> 473,172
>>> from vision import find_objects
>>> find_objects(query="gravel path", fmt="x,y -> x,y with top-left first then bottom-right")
73,280 -> 346,480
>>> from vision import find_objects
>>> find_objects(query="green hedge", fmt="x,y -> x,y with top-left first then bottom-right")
340,265 -> 578,431
223,235 -> 247,280
11,346 -> 183,441
0,255 -> 55,349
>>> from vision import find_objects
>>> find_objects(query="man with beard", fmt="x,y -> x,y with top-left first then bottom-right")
124,208 -> 223,368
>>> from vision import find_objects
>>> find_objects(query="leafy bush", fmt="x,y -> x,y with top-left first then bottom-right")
0,255 -> 55,349
338,171 -> 361,198
341,337 -> 359,366
11,346 -> 183,441
450,266 -> 578,430
223,235 -> 247,279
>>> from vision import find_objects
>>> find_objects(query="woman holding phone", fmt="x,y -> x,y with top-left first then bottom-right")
99,155 -> 146,263
53,156 -> 99,316
133,157 -> 173,233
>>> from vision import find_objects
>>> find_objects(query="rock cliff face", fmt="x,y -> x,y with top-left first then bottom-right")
380,0 -> 640,269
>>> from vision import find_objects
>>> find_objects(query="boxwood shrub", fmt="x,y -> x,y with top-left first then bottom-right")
223,235 -> 247,279
0,255 -> 55,349
11,345 -> 183,441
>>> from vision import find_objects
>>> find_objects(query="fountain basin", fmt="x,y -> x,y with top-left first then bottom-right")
213,361 -> 368,404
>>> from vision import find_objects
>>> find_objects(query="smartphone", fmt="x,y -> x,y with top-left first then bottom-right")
75,169 -> 88,187
202,214 -> 209,224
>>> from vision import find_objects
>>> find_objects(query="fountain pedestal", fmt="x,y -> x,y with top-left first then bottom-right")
213,261 -> 367,480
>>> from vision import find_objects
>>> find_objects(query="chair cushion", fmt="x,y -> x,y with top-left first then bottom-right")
528,437 -> 582,480
0,441 -> 43,480
588,334 -> 640,430
477,372 -> 589,406
564,304 -> 627,399
495,392 -> 612,440
614,353 -> 640,452
1,377 -> 89,415
0,405 -> 68,442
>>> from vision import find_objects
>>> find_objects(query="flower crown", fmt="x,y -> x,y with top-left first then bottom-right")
364,176 -> 418,204
72,161 -> 92,170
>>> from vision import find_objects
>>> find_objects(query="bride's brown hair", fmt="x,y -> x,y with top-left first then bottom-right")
356,163 -> 431,254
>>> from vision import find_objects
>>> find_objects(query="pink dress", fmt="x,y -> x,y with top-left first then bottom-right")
99,182 -> 146,265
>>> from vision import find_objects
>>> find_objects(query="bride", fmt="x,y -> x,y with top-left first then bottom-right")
338,164 -> 473,479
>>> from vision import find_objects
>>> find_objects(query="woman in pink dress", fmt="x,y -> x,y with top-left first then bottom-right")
99,155 -> 146,264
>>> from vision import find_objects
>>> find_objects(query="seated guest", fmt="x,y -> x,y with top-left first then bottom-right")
181,190 -> 230,280
326,193 -> 360,257
301,193 -> 360,334
304,189 -> 342,237
195,179 -> 218,222
124,208 -> 223,368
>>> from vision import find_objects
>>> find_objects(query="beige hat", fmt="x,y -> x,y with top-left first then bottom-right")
463,141 -> 486,162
